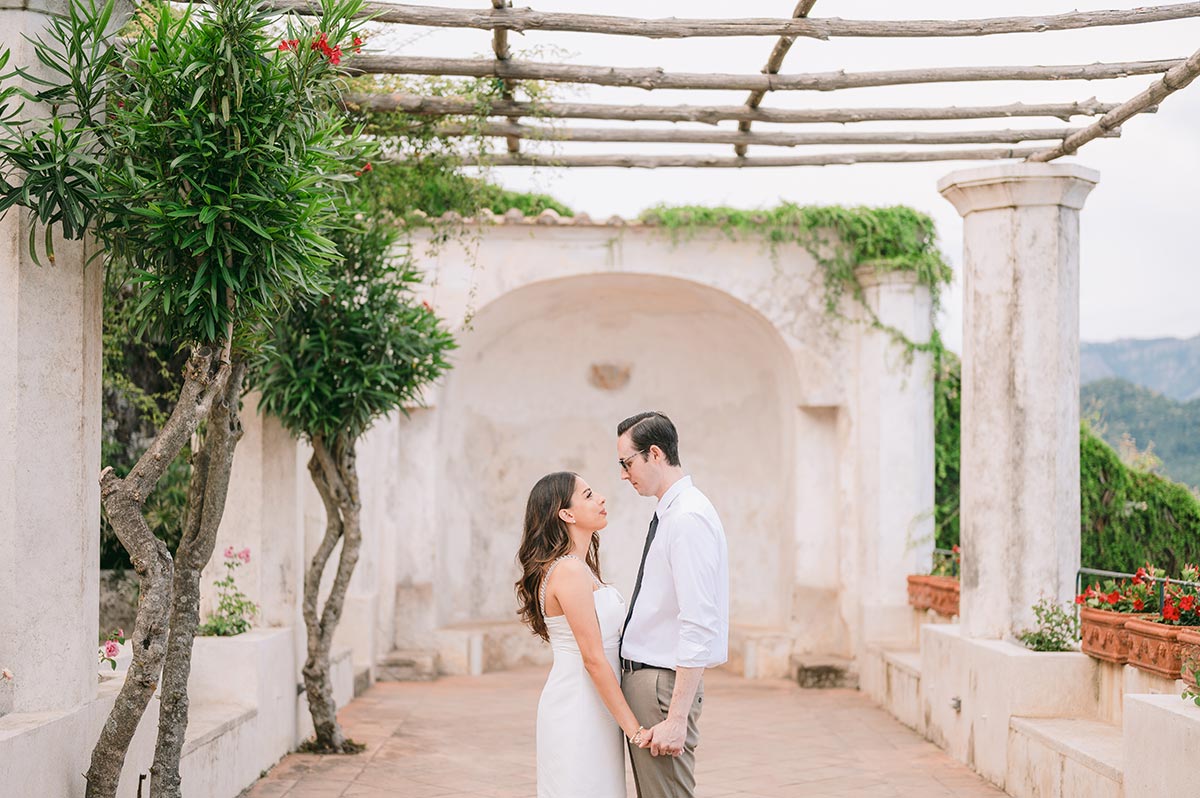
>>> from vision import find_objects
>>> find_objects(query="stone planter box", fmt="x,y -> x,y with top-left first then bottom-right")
1180,628 -> 1200,690
906,575 -> 960,618
1079,607 -> 1154,665
1126,618 -> 1184,679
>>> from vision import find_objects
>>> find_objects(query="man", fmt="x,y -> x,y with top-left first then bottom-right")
616,411 -> 729,798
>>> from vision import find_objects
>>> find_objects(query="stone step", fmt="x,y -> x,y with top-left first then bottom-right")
377,649 -> 438,682
353,665 -> 373,697
790,654 -> 858,689
1007,716 -> 1123,798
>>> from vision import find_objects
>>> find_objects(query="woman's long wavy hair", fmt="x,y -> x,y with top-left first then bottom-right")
515,471 -> 602,641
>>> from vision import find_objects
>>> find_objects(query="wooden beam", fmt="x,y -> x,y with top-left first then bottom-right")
489,0 -> 519,154
344,93 -> 1129,124
427,121 -> 1119,146
1029,45 -> 1200,161
453,148 -> 1045,168
349,55 -> 1185,91
737,0 -> 818,157
268,1 -> 1200,40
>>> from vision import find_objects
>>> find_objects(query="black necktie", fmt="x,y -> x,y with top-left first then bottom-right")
620,513 -> 659,656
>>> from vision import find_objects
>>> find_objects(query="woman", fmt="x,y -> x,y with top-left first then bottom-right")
515,472 -> 653,798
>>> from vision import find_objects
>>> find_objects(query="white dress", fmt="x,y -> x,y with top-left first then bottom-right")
536,556 -> 628,798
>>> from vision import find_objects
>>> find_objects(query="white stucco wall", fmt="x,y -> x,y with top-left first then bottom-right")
354,219 -> 937,671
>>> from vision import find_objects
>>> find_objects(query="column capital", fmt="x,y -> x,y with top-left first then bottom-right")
938,163 -> 1099,217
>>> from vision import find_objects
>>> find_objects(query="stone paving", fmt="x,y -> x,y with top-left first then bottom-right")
243,667 -> 1005,798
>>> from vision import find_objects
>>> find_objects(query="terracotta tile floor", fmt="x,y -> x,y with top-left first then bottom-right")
243,667 -> 1005,798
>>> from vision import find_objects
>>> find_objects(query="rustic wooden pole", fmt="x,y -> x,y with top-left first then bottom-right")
737,0 -> 818,156
266,1 -> 1200,40
1029,45 -> 1200,161
344,93 -> 1127,124
349,55 -> 1185,91
490,0 -> 520,153
448,147 -> 1044,168
425,121 -> 1118,146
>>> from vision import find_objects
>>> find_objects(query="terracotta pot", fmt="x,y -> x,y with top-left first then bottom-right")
1125,618 -> 1184,679
1079,607 -> 1155,665
1180,627 -> 1200,690
906,574 -> 960,618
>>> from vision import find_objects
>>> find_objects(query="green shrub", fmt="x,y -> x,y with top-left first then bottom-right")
1017,598 -> 1079,652
934,359 -> 1200,573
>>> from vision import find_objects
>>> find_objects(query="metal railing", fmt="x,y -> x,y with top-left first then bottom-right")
931,547 -> 959,578
1076,566 -> 1200,611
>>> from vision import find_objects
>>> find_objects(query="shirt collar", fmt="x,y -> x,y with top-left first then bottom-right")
656,475 -> 692,516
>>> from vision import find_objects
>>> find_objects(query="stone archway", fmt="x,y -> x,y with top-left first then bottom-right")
432,272 -> 802,644
365,220 -> 935,678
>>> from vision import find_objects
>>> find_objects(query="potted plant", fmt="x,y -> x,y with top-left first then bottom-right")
1075,565 -> 1162,664
1182,630 -> 1200,692
907,546 -> 960,617
1126,564 -> 1200,680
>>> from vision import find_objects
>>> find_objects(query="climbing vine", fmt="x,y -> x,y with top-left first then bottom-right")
638,203 -> 951,356
637,202 -> 959,542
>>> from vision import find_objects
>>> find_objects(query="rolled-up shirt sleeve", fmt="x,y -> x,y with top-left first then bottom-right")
668,510 -> 724,668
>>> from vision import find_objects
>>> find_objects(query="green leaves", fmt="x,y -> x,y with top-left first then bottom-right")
0,0 -> 373,346
256,183 -> 456,445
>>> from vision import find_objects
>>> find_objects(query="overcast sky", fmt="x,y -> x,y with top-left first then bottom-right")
378,1 -> 1200,352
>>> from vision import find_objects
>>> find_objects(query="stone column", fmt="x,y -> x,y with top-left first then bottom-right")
854,267 -> 935,647
0,0 -> 103,714
939,163 -> 1098,639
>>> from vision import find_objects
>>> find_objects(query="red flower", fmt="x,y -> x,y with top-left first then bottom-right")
1133,598 -> 1145,611
279,38 -> 299,52
422,300 -> 434,313
363,162 -> 372,172
1074,595 -> 1085,605
353,35 -> 363,54
1164,599 -> 1182,622
1181,595 -> 1196,612
1106,590 -> 1121,605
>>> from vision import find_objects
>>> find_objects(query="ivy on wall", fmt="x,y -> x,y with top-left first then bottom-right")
635,202 -> 963,542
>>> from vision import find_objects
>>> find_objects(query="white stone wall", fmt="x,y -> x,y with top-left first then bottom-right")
355,221 -> 938,673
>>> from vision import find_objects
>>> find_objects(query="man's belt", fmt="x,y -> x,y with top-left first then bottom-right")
621,658 -> 669,673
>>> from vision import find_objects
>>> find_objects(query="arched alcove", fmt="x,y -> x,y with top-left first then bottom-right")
431,272 -> 803,636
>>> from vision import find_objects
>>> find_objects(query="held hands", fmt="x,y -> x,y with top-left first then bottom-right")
628,724 -> 654,750
647,718 -> 686,758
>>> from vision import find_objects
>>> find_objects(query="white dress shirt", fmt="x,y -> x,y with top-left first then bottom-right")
620,475 -> 729,670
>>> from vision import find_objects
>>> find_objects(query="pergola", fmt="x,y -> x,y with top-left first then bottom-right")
267,2 -> 1200,642
264,0 -> 1200,168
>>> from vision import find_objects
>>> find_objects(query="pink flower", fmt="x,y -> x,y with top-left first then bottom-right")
103,640 -> 120,658
1,668 -> 13,681
238,548 -> 251,564
224,545 -> 235,559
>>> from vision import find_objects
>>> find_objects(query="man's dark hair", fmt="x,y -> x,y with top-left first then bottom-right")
617,411 -> 681,466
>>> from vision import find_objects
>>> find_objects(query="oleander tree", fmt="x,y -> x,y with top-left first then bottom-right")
0,0 -> 371,794
256,173 -> 455,753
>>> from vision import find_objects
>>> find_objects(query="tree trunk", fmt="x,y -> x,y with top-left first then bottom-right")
300,433 -> 365,754
149,359 -> 248,798
85,348 -> 231,798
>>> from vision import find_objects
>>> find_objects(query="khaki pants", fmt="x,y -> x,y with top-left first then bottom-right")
621,668 -> 704,798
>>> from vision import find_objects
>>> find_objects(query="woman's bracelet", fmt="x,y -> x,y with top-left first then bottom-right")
629,726 -> 646,746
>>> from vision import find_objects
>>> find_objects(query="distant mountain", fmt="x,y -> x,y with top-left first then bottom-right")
1082,378 -> 1200,490
1081,335 -> 1200,402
